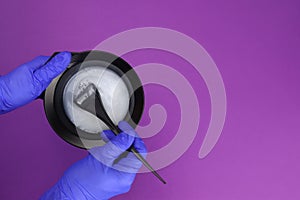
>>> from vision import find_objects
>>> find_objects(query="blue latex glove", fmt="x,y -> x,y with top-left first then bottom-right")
0,52 -> 71,114
40,121 -> 147,200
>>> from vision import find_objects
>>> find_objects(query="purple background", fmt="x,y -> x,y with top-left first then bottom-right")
0,0 -> 300,199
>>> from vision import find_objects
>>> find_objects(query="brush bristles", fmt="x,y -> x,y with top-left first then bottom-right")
75,84 -> 97,105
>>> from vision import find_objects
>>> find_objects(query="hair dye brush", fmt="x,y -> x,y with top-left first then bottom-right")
74,83 -> 166,184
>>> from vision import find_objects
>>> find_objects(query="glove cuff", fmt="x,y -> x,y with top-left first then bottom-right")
40,182 -> 70,200
40,176 -> 109,200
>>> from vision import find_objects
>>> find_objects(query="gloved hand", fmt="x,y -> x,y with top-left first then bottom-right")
0,52 -> 71,114
40,121 -> 147,200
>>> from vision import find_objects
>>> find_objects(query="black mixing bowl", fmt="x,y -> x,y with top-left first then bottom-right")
43,50 -> 144,149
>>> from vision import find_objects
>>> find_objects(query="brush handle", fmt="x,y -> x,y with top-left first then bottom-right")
101,114 -> 167,184
109,124 -> 166,184
130,146 -> 167,184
